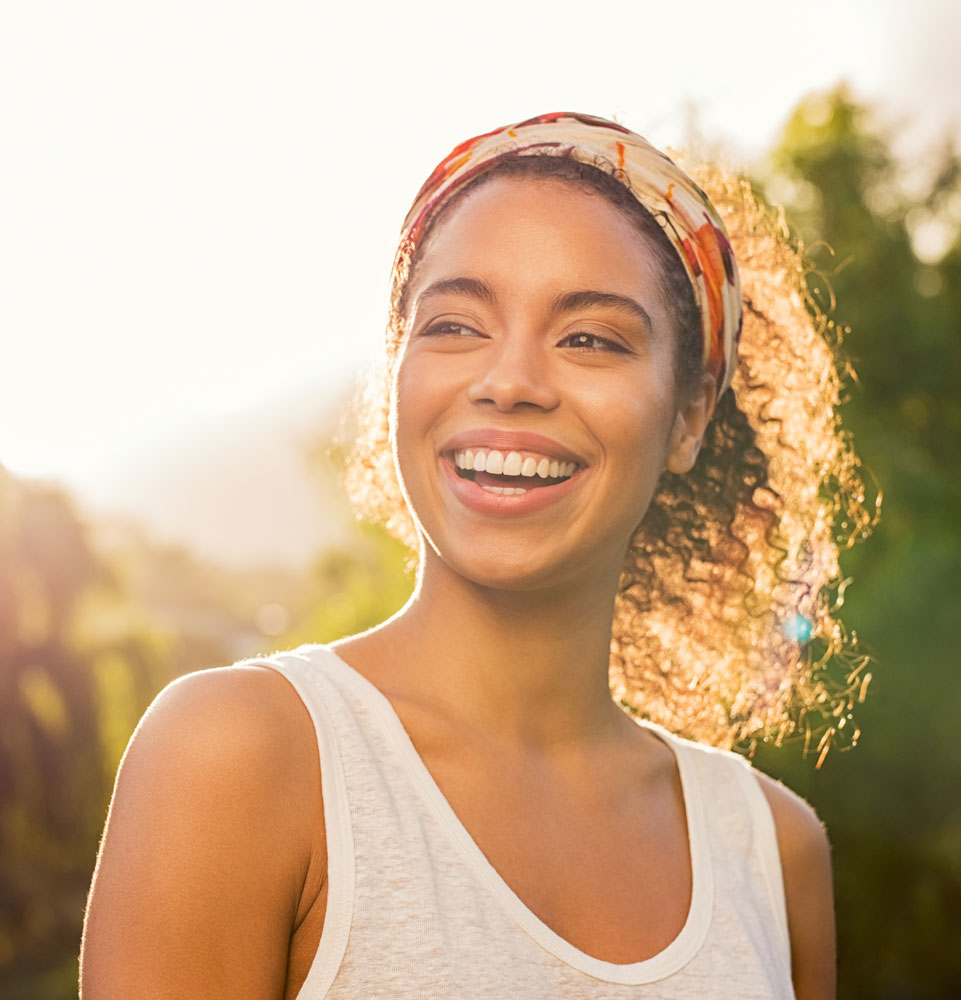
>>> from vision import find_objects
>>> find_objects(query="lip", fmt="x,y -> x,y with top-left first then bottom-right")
439,428 -> 586,466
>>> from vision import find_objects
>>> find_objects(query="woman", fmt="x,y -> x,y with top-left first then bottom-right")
82,113 -> 869,998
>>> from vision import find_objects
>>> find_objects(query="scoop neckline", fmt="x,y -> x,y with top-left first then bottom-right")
314,644 -> 714,985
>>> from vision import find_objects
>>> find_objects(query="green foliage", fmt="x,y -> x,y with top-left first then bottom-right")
753,86 -> 961,997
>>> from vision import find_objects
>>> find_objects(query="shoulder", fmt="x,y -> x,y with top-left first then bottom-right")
117,661 -> 323,871
114,663 -> 320,822
674,735 -> 829,866
670,738 -> 836,999
753,770 -> 830,872
133,661 -> 317,775
753,769 -> 836,1000
82,663 -> 324,997
106,659 -> 323,881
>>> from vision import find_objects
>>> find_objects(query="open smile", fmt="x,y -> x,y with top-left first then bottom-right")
438,439 -> 584,516
452,447 -> 579,495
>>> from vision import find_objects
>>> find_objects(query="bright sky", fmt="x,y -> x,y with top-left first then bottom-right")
2,0 -> 958,506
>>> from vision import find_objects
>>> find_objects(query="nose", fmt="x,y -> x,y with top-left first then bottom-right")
467,335 -> 560,413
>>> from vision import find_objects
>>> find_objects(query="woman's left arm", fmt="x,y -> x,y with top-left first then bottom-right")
756,772 -> 837,1000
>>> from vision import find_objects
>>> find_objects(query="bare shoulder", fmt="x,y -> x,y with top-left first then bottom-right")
753,770 -> 836,1000
754,770 -> 829,863
112,664 -> 322,840
130,663 -> 318,781
81,664 -> 323,999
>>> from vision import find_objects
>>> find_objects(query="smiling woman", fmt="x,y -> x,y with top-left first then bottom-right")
80,113 -> 871,1000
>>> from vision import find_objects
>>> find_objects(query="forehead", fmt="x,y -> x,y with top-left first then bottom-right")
408,175 -> 668,305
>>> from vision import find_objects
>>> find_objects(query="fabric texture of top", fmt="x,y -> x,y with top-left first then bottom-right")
252,644 -> 795,999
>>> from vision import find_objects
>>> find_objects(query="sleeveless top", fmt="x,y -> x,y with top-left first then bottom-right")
255,644 -> 795,999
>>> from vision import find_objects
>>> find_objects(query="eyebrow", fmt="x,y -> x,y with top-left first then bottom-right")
416,277 -> 497,307
551,290 -> 653,333
414,278 -> 653,333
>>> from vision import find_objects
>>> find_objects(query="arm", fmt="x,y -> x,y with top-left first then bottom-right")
80,665 -> 324,1000
756,772 -> 837,1000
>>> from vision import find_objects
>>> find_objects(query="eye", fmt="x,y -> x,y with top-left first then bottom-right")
559,331 -> 630,353
421,320 -> 484,339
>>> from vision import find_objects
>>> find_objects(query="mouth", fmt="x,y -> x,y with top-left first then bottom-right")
450,447 -> 580,496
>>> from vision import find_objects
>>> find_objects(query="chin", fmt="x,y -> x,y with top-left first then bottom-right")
423,534 -> 619,598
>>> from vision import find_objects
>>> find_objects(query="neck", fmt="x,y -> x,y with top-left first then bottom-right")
352,549 -> 629,747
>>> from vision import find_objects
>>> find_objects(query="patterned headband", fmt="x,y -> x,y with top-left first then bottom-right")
398,112 -> 742,394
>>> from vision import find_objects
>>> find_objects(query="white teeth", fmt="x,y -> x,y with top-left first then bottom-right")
502,451 -> 523,476
452,447 -> 579,480
481,485 -> 529,495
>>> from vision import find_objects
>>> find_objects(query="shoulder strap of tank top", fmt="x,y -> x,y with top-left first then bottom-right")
728,753 -> 792,957
246,644 -> 356,997
643,725 -> 791,963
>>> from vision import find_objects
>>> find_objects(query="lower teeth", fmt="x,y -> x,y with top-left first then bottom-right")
482,485 -> 529,495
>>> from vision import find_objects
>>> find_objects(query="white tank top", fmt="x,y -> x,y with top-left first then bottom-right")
258,644 -> 795,999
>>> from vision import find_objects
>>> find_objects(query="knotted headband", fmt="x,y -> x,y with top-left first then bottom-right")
398,112 -> 743,395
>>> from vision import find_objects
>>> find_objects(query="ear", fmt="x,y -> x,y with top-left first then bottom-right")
666,375 -> 717,475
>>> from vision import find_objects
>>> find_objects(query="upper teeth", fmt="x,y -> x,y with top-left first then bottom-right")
453,448 -> 576,478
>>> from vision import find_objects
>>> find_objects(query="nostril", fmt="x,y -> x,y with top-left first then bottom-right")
467,361 -> 560,413
469,384 -> 560,413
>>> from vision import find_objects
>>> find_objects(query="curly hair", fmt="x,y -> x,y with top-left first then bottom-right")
345,150 -> 876,757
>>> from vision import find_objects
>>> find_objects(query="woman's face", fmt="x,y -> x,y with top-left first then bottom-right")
393,175 -> 713,593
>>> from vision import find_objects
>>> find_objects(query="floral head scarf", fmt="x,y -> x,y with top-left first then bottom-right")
398,112 -> 742,394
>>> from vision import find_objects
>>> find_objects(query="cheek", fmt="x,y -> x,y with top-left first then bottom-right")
595,376 -> 677,455
600,386 -> 678,510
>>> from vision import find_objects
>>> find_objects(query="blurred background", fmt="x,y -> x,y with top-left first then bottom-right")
1,1 -> 959,996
